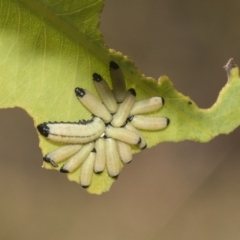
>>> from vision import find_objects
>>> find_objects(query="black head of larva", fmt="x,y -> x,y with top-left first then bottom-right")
128,88 -> 136,96
92,148 -> 97,153
92,73 -> 103,82
94,170 -> 103,174
127,115 -> 134,122
162,97 -> 165,105
109,61 -> 119,70
105,122 -> 112,127
37,123 -> 49,137
43,156 -> 58,168
49,160 -> 58,168
166,118 -> 170,126
111,174 -> 119,179
60,167 -> 69,173
141,144 -> 147,150
75,87 -> 86,98
120,120 -> 128,128
43,156 -> 50,163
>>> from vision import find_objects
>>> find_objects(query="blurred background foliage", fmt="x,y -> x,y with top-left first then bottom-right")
1,1 -> 240,239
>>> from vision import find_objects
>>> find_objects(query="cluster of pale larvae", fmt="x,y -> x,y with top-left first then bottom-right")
37,61 -> 170,188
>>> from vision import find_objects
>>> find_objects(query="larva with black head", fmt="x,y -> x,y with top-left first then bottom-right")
111,88 -> 136,128
80,148 -> 96,188
105,137 -> 121,178
124,122 -> 147,150
75,87 -> 112,123
128,115 -> 170,131
105,125 -> 141,145
60,142 -> 94,173
92,73 -> 118,114
94,137 -> 106,174
43,144 -> 83,167
109,61 -> 127,103
117,141 -> 132,164
130,96 -> 164,116
37,117 -> 105,144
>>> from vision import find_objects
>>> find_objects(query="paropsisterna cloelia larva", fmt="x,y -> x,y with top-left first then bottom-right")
37,61 -> 170,188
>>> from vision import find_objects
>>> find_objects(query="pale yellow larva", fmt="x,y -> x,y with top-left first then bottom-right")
124,122 -> 147,150
75,87 -> 112,123
117,141 -> 132,164
130,97 -> 163,116
111,88 -> 136,127
43,144 -> 83,167
37,117 -> 105,144
80,149 -> 96,188
105,137 -> 121,178
60,142 -> 94,173
129,115 -> 170,130
105,125 -> 141,145
94,138 -> 106,173
109,61 -> 127,103
92,73 -> 118,114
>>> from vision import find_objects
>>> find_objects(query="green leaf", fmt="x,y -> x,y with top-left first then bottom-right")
1,0 -> 240,194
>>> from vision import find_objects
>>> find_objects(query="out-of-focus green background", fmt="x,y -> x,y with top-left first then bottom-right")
1,1 -> 240,239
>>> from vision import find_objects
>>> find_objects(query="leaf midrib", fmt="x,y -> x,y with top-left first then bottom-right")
19,0 -> 108,60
